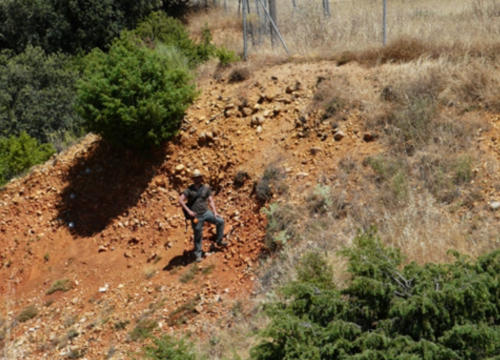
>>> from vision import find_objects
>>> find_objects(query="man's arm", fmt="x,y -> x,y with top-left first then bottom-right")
208,196 -> 221,218
179,193 -> 197,218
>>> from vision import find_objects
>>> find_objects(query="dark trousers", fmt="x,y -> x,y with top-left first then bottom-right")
192,210 -> 225,258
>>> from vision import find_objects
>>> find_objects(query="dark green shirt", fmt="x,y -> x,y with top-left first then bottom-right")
183,184 -> 212,215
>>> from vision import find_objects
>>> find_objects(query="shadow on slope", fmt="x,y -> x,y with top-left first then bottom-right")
56,140 -> 167,237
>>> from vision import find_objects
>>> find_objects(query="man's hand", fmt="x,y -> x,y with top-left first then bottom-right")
214,212 -> 222,218
189,210 -> 197,218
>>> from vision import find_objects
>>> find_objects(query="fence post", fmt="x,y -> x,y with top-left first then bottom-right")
257,0 -> 289,53
323,0 -> 331,17
255,0 -> 263,45
383,0 -> 387,45
268,0 -> 278,47
243,0 -> 248,60
247,0 -> 255,46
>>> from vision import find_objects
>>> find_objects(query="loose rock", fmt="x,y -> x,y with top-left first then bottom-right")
490,202 -> 500,211
310,147 -> 322,155
333,131 -> 345,141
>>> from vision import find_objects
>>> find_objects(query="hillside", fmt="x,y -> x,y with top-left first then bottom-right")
2,55 -> 500,359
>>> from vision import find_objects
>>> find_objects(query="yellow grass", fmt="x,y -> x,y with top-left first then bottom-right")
189,0 -> 500,58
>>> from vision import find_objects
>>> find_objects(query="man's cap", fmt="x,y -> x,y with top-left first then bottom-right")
192,169 -> 203,178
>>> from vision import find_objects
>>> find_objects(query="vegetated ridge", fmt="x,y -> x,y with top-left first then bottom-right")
1,58 -> 500,359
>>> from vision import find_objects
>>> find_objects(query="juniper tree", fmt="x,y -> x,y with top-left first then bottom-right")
251,228 -> 500,360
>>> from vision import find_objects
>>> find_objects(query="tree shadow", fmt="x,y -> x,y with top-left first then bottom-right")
56,139 -> 168,237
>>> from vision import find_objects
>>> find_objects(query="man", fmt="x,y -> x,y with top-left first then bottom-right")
178,169 -> 227,262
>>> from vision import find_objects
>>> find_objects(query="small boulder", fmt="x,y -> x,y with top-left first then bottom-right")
333,131 -> 345,141
490,202 -> 500,211
363,132 -> 375,142
175,164 -> 185,173
265,93 -> 275,102
310,147 -> 322,155
242,107 -> 253,117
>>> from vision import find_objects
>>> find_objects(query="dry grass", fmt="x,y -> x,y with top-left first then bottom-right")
188,0 -> 500,60
195,301 -> 269,359
143,266 -> 156,280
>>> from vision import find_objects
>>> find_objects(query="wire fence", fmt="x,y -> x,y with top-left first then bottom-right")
200,0 -> 497,57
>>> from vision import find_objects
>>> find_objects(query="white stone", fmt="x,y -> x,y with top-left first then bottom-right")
490,202 -> 500,211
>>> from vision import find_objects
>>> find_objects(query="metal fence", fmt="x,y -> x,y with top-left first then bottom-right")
205,0 -> 491,58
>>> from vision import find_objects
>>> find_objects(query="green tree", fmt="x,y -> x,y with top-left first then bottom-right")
0,0 -> 161,54
76,33 -> 197,150
251,228 -> 500,360
0,132 -> 55,186
0,46 -> 80,144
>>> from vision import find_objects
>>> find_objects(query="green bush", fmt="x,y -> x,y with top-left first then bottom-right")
46,278 -> 72,295
216,47 -> 239,67
0,0 -> 161,54
16,305 -> 38,323
0,46 -> 81,143
134,12 -> 216,67
305,185 -> 333,215
128,318 -> 158,342
0,132 -> 55,187
261,202 -> 300,251
388,95 -> 438,149
297,250 -> 335,290
251,227 -> 500,360
76,33 -> 197,150
142,334 -> 196,360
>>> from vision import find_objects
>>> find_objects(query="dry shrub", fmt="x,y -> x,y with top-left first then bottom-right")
187,7 -> 241,53
385,96 -> 438,152
334,51 -> 359,66
228,67 -> 250,83
377,192 -> 471,264
16,305 -> 38,323
387,64 -> 446,103
358,37 -> 432,65
416,152 -> 462,204
233,170 -> 250,188
440,60 -> 500,111
363,154 -> 410,206
195,301 -> 268,359
312,73 -> 363,123
261,202 -> 302,251
255,162 -> 287,203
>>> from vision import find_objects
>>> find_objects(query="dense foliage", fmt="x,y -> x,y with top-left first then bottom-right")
76,34 -> 197,149
251,228 -> 500,360
0,132 -> 55,186
0,0 -> 161,54
142,334 -> 197,360
134,12 -> 215,67
0,46 -> 80,144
